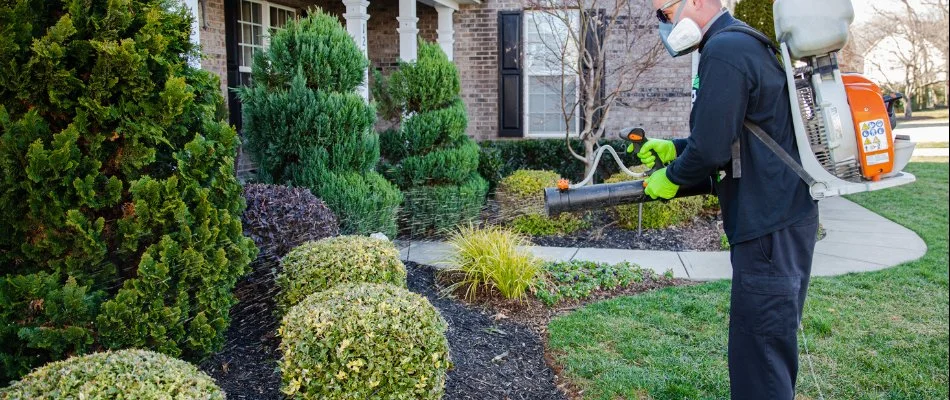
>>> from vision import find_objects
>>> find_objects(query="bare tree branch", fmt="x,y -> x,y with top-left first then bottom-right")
522,0 -> 664,178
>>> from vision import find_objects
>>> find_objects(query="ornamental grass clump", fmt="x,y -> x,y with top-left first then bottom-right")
0,349 -> 224,399
278,282 -> 451,400
442,224 -> 541,301
275,235 -> 406,312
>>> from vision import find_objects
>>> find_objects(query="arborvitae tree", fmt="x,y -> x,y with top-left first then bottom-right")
239,9 -> 402,237
0,0 -> 257,382
377,41 -> 488,235
734,0 -> 778,45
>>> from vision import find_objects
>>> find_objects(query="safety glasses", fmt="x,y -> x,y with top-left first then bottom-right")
655,0 -> 683,23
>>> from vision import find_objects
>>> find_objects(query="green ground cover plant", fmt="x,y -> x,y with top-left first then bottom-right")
533,260 -> 671,306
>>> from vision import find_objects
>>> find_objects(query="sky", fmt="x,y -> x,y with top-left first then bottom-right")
850,0 -> 937,23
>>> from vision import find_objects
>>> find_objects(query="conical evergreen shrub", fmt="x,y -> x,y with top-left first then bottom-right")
0,0 -> 257,382
239,9 -> 402,237
378,41 -> 488,235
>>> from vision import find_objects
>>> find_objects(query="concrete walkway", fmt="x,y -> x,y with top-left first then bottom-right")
396,197 -> 927,281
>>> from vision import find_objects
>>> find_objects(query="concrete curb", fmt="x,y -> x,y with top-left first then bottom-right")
397,197 -> 928,281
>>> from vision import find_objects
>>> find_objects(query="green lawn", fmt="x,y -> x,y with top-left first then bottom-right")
915,142 -> 949,149
547,163 -> 949,400
899,107 -> 949,121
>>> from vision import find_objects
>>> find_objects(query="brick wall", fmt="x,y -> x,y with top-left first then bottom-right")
198,0 -> 693,141
201,0 -> 228,100
600,3 -> 693,139
451,0 -> 692,140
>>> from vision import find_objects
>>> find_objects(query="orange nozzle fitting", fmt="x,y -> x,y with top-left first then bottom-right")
557,178 -> 571,191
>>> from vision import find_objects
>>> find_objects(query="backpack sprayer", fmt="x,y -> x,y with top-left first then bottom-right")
544,0 -> 917,217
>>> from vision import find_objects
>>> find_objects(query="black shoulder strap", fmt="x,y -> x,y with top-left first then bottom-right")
715,24 -> 780,55
707,24 -> 816,188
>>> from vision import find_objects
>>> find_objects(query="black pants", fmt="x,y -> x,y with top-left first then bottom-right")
728,215 -> 819,400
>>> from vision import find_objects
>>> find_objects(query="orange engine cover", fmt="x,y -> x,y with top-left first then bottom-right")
842,73 -> 895,181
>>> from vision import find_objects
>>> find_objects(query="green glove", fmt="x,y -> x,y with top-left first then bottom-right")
643,167 -> 680,200
636,139 -> 677,169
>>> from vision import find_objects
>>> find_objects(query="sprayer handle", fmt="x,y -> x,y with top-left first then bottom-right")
623,127 -> 664,175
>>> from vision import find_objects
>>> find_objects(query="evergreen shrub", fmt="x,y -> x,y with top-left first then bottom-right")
0,0 -> 256,381
377,41 -> 487,235
0,349 -> 223,399
278,283 -> 450,399
275,236 -> 406,312
239,9 -> 402,237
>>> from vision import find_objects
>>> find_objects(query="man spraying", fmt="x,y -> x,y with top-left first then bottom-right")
640,0 -> 819,398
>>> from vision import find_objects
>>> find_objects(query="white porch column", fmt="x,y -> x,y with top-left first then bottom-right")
397,0 -> 418,62
344,0 -> 371,100
184,0 -> 201,68
435,5 -> 455,60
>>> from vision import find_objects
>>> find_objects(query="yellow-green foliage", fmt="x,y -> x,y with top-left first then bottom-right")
442,224 -> 541,301
498,169 -> 560,209
605,173 -> 704,229
278,283 -> 450,400
497,169 -> 585,235
702,194 -> 720,211
0,349 -> 224,399
276,236 -> 406,312
511,213 -> 590,236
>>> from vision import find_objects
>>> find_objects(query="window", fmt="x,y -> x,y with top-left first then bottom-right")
236,0 -> 297,86
523,10 -> 580,137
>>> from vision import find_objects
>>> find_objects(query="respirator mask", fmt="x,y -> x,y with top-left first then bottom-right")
657,0 -> 702,57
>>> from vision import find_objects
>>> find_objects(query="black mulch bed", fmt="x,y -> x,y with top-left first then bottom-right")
530,210 -> 725,251
394,198 -> 727,252
198,257 -> 568,400
406,262 -> 567,400
198,255 -> 283,400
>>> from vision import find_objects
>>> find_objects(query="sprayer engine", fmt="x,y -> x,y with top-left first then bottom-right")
544,0 -> 916,217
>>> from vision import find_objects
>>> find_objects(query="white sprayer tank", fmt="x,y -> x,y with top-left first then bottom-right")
773,0 -> 854,59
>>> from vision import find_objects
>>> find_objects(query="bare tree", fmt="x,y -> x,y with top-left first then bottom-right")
522,0 -> 664,179
921,0 -> 949,102
861,0 -> 948,117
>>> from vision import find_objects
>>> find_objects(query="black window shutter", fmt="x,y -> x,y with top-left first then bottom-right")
581,8 -> 607,130
498,11 -> 523,138
224,0 -> 242,130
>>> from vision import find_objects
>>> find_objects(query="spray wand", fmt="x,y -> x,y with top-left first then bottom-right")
545,127 -> 714,216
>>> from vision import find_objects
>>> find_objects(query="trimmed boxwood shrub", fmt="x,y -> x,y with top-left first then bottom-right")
238,9 -> 402,237
377,41 -> 488,235
605,172 -> 704,229
510,213 -> 590,237
0,349 -> 224,399
279,282 -> 450,399
242,184 -> 340,259
478,138 -> 630,190
275,236 -> 406,312
0,0 -> 257,381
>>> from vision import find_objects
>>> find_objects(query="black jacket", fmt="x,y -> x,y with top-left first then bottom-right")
666,13 -> 818,244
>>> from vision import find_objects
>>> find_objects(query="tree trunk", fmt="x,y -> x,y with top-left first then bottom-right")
904,91 -> 914,118
582,140 -> 596,183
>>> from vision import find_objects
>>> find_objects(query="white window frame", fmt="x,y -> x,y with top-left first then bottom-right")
523,9 -> 581,138
236,0 -> 297,75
